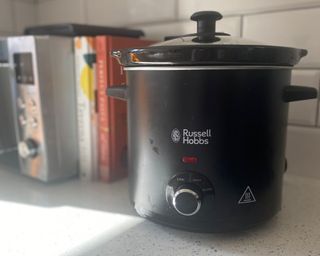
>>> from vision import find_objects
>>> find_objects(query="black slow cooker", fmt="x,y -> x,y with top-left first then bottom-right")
108,11 -> 318,232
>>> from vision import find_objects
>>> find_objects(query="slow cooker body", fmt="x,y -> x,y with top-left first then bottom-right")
107,10 -> 318,233
126,67 -> 290,232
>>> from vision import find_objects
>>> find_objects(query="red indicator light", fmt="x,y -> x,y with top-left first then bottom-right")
182,156 -> 198,164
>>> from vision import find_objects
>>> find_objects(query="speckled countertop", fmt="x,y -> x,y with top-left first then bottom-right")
0,160 -> 320,256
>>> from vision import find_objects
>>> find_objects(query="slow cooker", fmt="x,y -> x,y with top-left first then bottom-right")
107,11 -> 318,232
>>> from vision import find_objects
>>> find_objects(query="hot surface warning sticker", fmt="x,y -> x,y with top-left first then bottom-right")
238,186 -> 256,204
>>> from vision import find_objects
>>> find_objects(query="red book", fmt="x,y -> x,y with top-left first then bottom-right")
96,36 -> 154,182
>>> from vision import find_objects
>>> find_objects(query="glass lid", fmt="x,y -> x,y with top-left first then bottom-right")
112,11 -> 307,67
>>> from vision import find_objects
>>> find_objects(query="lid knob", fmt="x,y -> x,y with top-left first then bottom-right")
191,11 -> 223,42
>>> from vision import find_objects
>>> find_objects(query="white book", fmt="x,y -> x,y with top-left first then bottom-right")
74,37 -> 98,180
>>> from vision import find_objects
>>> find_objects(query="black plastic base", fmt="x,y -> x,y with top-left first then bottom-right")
135,205 -> 280,233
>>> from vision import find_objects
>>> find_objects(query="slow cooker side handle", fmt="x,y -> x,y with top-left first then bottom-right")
107,85 -> 128,101
282,86 -> 318,102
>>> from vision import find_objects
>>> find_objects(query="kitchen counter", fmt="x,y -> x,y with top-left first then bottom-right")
0,160 -> 320,256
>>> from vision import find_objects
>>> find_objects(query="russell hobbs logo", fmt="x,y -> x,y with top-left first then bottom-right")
171,129 -> 181,143
171,128 -> 212,145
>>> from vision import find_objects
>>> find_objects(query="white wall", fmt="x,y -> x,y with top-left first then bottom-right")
0,0 -> 36,36
4,0 -> 320,178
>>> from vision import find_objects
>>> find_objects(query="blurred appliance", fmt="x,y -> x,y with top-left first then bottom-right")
0,39 -> 8,62
0,38 -> 17,151
0,38 -> 19,169
7,36 -> 78,182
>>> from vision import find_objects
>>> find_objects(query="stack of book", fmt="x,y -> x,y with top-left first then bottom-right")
74,35 -> 154,182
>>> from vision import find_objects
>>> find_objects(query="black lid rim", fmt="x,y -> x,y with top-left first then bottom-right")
113,44 -> 307,67
122,44 -> 306,52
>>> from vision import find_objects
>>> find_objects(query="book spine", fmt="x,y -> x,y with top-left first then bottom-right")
96,36 -> 111,182
107,38 -> 155,182
90,39 -> 99,180
74,37 -> 95,180
108,43 -> 128,182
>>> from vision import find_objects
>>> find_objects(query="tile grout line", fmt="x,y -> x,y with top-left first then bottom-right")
29,2 -> 320,29
82,0 -> 88,24
238,3 -> 320,17
288,123 -> 320,129
0,30 -> 14,35
10,0 -> 18,35
239,15 -> 244,37
33,0 -> 39,26
314,77 -> 320,127
11,0 -> 36,2
127,5 -> 320,34
33,0 -> 55,3
127,19 -> 186,28
174,4 -> 320,22
294,67 -> 320,71
174,0 -> 179,21
290,69 -> 320,129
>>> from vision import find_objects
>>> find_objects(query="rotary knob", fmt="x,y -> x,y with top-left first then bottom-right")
172,184 -> 202,216
17,97 -> 26,109
18,139 -> 38,159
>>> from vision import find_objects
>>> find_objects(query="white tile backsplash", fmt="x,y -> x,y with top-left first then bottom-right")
87,0 -> 176,27
0,0 -> 14,32
243,8 -> 320,68
0,31 -> 15,37
133,21 -> 193,41
13,1 -> 36,33
134,16 -> 241,40
286,126 -> 320,179
289,70 -> 320,126
37,0 -> 85,25
177,0 -> 320,18
217,16 -> 241,37
15,0 -> 34,2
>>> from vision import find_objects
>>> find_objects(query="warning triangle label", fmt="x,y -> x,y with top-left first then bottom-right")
238,186 -> 256,204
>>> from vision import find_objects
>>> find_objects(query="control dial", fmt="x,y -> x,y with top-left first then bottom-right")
17,97 -> 26,109
172,184 -> 202,216
18,139 -> 38,159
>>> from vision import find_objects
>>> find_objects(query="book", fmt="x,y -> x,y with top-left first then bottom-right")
96,36 -> 154,182
74,37 -> 98,180
25,24 -> 144,38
